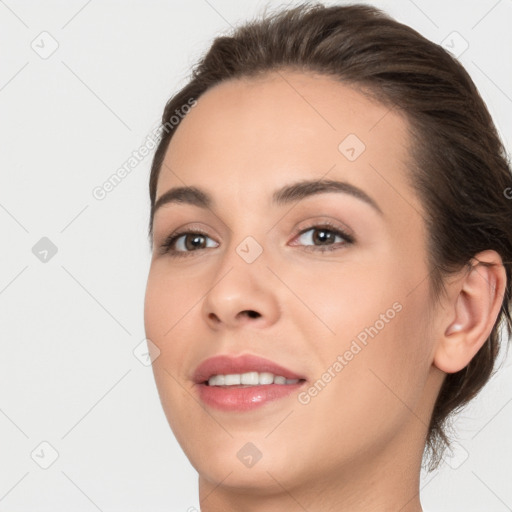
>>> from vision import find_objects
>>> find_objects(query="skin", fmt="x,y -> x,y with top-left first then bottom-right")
143,69 -> 506,512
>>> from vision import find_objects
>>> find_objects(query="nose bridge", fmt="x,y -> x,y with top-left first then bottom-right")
217,207 -> 270,272
233,233 -> 266,266
213,230 -> 268,294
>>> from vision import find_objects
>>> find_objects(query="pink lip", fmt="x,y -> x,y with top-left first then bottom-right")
192,354 -> 307,412
192,354 -> 306,383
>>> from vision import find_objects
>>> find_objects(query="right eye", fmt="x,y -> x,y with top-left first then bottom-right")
160,230 -> 219,257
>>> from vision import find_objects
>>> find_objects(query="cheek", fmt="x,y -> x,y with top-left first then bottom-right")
144,265 -> 201,341
291,287 -> 433,457
287,259 -> 400,347
143,268 -> 201,442
298,256 -> 433,408
329,278 -> 434,421
143,266 -> 201,388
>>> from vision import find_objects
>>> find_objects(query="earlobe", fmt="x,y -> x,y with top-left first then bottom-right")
433,250 -> 506,374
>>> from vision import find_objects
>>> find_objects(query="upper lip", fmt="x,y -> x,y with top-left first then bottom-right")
192,354 -> 307,384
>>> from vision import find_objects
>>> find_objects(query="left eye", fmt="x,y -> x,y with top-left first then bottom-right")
292,225 -> 354,252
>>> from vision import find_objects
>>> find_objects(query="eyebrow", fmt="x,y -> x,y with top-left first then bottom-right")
151,178 -> 383,220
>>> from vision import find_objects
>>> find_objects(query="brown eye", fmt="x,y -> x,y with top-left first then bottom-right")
181,233 -> 208,251
160,230 -> 218,257
293,224 -> 354,252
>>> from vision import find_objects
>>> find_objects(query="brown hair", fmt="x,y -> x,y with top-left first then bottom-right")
148,2 -> 512,470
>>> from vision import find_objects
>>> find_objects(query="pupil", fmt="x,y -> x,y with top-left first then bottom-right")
186,234 -> 205,250
314,229 -> 334,245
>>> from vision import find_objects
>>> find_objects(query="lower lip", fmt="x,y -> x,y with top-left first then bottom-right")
196,382 -> 306,412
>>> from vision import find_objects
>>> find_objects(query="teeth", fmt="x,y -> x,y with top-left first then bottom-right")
207,372 -> 301,386
224,374 -> 240,385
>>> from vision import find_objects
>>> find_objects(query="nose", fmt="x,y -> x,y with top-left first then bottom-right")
207,307 -> 261,326
201,249 -> 281,330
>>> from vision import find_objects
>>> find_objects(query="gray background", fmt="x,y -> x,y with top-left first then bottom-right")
0,0 -> 511,510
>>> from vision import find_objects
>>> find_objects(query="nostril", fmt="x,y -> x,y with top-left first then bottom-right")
244,310 -> 260,319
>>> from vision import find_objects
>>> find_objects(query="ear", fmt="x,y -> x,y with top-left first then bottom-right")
433,250 -> 507,374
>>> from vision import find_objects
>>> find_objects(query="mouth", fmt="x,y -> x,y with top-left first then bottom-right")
192,353 -> 308,412
202,372 -> 307,387
192,353 -> 307,384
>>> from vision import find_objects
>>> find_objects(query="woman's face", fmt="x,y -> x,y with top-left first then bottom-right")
144,70 -> 444,494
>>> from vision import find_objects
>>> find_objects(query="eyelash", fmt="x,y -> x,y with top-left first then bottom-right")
159,221 -> 355,258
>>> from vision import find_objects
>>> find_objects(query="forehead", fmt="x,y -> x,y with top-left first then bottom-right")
156,69 -> 424,224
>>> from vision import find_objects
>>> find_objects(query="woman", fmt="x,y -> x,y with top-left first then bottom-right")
143,3 -> 512,510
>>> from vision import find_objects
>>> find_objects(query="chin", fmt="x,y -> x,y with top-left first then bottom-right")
186,436 -> 298,487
